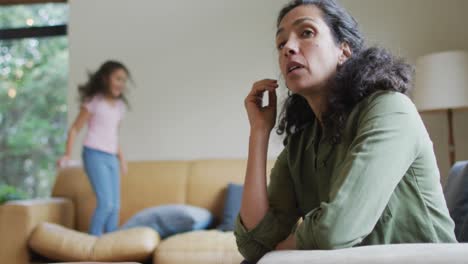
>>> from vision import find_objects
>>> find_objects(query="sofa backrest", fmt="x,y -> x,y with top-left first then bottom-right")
52,159 -> 274,232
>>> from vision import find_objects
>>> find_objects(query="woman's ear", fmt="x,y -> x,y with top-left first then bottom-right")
338,42 -> 352,65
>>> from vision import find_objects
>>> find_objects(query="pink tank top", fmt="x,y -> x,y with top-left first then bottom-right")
83,94 -> 125,154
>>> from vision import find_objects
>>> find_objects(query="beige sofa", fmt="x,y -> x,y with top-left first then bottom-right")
3,159 -> 468,264
0,159 -> 273,264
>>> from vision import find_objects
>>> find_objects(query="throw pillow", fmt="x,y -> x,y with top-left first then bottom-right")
121,204 -> 213,239
29,222 -> 159,262
217,183 -> 243,231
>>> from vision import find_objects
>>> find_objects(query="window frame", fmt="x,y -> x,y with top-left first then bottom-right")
0,0 -> 67,40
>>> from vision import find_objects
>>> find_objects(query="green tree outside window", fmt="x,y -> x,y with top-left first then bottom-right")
0,3 -> 68,197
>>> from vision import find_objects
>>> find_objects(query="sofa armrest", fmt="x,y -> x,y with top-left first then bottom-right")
0,198 -> 74,264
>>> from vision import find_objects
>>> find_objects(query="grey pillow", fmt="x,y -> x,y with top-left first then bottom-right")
120,204 -> 213,239
217,183 -> 243,231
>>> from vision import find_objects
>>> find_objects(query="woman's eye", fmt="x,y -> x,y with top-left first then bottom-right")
277,42 -> 286,50
302,29 -> 314,37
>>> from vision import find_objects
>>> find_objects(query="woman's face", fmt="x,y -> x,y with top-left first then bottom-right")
276,5 -> 349,96
107,68 -> 128,98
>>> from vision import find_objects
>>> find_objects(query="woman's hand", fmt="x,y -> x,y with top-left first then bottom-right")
275,233 -> 297,250
120,160 -> 128,175
56,155 -> 70,168
244,79 -> 278,134
117,146 -> 127,175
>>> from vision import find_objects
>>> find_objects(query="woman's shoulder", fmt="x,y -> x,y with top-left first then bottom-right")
82,94 -> 103,110
360,91 -> 416,116
84,93 -> 104,103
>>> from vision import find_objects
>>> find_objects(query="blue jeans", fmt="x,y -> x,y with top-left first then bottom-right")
82,146 -> 120,236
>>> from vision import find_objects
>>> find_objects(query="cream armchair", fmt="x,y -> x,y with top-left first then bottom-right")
0,198 -> 74,264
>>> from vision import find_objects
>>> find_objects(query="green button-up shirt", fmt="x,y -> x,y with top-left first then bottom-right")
234,91 -> 457,262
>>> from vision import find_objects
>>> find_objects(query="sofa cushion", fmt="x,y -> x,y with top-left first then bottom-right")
217,183 -> 243,231
154,230 -> 243,264
29,222 -> 159,262
121,204 -> 213,239
52,161 -> 191,232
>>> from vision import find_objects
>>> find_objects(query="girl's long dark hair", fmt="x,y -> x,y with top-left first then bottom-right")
276,0 -> 413,145
78,60 -> 130,106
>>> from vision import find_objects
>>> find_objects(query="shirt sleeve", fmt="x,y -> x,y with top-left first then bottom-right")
295,92 -> 423,249
234,148 -> 301,262
83,96 -> 97,114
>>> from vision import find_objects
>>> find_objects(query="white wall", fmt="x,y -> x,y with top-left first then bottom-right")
69,0 -> 287,161
69,0 -> 468,181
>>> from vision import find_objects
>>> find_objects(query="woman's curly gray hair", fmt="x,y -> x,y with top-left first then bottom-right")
276,0 -> 413,145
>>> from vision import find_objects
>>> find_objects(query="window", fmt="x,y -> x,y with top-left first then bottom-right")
0,2 -> 68,197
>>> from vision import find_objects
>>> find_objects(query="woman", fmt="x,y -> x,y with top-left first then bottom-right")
235,0 -> 456,262
57,60 -> 130,236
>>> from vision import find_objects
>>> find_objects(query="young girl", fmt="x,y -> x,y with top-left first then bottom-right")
58,60 -> 130,236
236,0 -> 456,262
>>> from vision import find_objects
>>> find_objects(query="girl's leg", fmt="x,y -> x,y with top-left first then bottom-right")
82,147 -> 113,236
104,155 -> 121,233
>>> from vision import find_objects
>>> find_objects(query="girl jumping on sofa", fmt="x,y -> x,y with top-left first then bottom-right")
235,0 -> 457,262
58,60 -> 130,236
